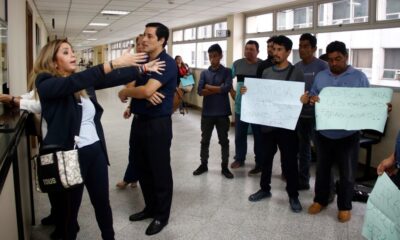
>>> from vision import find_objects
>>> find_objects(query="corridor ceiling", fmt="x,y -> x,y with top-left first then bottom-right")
33,0 -> 296,48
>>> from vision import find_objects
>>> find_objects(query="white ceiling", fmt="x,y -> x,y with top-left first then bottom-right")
33,0 -> 296,48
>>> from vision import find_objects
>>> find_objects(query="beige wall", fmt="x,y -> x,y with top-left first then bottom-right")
0,165 -> 18,240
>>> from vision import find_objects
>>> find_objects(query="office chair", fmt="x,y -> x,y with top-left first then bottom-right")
357,119 -> 388,182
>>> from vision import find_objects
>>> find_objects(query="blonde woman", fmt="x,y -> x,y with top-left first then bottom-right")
34,39 -> 164,240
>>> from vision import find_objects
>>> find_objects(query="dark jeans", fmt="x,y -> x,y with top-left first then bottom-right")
260,128 -> 299,198
296,117 -> 315,184
314,132 -> 359,210
200,116 -> 230,167
234,113 -> 262,165
51,141 -> 114,240
132,116 -> 173,223
122,119 -> 139,183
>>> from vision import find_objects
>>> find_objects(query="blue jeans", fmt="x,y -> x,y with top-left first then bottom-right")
234,113 -> 262,166
296,117 -> 315,184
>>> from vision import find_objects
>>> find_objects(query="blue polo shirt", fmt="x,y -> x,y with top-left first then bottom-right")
198,65 -> 232,117
131,50 -> 177,117
310,65 -> 369,139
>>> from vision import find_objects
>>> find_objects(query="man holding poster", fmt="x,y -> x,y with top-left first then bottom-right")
243,35 -> 305,213
303,41 -> 369,223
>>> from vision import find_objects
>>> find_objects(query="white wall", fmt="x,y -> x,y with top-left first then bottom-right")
8,0 -> 27,95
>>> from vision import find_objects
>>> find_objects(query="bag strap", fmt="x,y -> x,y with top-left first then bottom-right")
285,65 -> 295,81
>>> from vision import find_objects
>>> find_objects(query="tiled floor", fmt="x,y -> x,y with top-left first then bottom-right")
31,87 -> 366,240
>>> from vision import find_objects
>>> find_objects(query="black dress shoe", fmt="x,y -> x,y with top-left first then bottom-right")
221,168 -> 234,179
129,210 -> 153,222
145,219 -> 167,236
289,197 -> 303,213
41,214 -> 55,225
248,189 -> 271,202
193,164 -> 208,176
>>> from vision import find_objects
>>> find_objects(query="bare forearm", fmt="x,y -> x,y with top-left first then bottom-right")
122,86 -> 153,99
205,84 -> 221,93
201,89 -> 214,96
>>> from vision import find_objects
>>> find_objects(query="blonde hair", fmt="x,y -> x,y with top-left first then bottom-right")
29,39 -> 87,99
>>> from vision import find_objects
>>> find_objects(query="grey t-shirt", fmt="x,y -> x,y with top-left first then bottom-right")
261,64 -> 304,131
295,58 -> 328,117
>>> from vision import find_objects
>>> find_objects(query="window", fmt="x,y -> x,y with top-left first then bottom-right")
198,25 -> 212,39
184,28 -> 196,41
352,49 -> 372,68
291,49 -> 301,64
383,48 -> 400,80
172,43 -> 196,67
173,30 -> 183,42
377,0 -> 400,20
277,6 -> 313,30
196,41 -> 227,69
351,49 -> 372,78
246,13 -> 273,33
318,0 -> 369,26
214,22 -> 227,37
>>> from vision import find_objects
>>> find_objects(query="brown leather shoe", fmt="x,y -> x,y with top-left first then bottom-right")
230,161 -> 244,169
116,181 -> 128,189
308,202 -> 324,214
338,210 -> 351,223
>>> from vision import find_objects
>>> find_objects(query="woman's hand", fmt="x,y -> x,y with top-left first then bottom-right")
144,59 -> 166,75
113,52 -> 148,68
146,92 -> 165,106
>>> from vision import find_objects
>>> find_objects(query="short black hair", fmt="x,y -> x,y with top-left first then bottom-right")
246,40 -> 259,51
145,22 -> 169,48
319,53 -> 328,62
267,35 -> 278,44
300,33 -> 317,48
208,44 -> 222,55
274,35 -> 293,51
326,41 -> 347,56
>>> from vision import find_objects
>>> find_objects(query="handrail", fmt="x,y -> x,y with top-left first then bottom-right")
0,111 -> 29,194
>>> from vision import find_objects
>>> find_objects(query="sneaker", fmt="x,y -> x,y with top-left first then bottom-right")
289,197 -> 303,213
308,202 -> 325,214
248,189 -> 272,202
230,160 -> 244,169
193,164 -> 208,176
338,210 -> 351,223
221,168 -> 234,179
248,166 -> 262,176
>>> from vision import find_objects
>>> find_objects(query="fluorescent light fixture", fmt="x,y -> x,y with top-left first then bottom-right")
87,38 -> 97,41
101,10 -> 130,15
89,23 -> 109,26
83,30 -> 98,33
